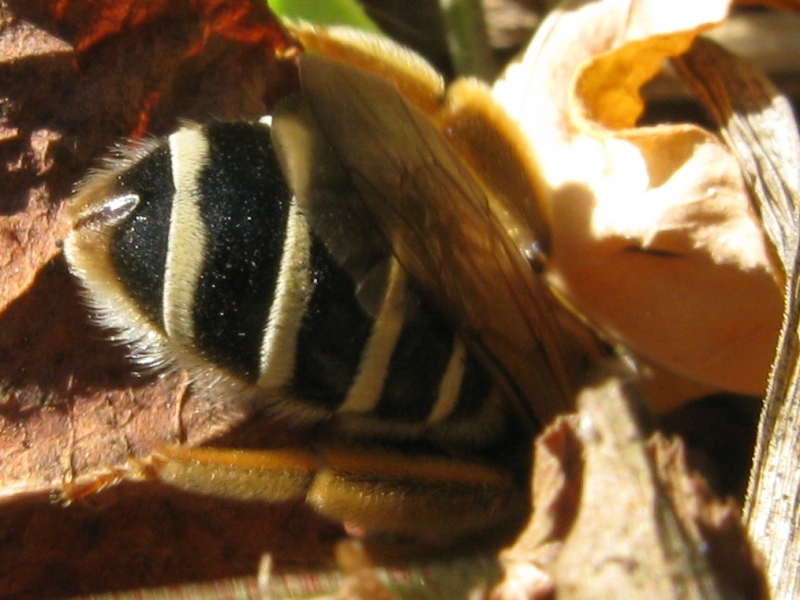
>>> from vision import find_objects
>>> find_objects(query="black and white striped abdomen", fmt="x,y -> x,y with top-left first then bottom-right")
67,121 -> 498,435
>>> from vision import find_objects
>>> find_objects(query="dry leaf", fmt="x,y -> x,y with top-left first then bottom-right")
12,0 -> 294,58
499,368 -> 766,600
670,26 -> 800,600
494,0 -> 783,399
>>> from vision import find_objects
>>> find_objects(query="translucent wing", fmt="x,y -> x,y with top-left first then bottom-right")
270,94 -> 394,317
273,52 -> 586,424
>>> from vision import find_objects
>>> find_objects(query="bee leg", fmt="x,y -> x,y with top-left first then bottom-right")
308,447 -> 529,550
142,445 -> 319,503
106,445 -> 527,550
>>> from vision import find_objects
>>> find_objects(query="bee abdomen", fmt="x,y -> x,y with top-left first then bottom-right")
72,120 -> 494,431
110,122 -> 292,379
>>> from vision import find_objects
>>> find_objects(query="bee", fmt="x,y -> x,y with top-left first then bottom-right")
63,24 -> 593,551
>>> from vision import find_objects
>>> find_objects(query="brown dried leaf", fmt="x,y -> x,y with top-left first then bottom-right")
740,0 -> 800,10
671,27 -> 800,600
499,368 -> 767,600
651,435 -> 766,600
673,35 -> 800,270
494,0 -> 783,399
9,0 -> 293,57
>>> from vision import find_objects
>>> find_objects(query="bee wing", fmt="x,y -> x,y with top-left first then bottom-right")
273,52 -> 580,424
271,92 -> 395,318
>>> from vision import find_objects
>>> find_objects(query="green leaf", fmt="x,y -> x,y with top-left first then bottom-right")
269,0 -> 380,32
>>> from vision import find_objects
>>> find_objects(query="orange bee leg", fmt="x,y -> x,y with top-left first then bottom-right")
144,445 -> 319,503
309,447 -> 529,550
111,444 -> 528,551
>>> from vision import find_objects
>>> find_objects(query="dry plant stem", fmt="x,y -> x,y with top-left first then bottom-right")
554,367 -> 725,600
674,37 -> 800,600
75,555 -> 502,600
